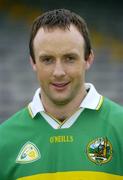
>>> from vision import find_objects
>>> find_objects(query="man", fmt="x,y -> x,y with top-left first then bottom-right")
0,9 -> 123,180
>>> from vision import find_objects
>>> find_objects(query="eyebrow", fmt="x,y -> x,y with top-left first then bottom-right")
39,54 -> 54,59
63,53 -> 78,57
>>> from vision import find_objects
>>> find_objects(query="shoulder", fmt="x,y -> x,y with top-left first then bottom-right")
0,107 -> 29,127
100,97 -> 123,126
0,107 -> 31,178
102,97 -> 123,114
0,107 -> 30,139
0,107 -> 33,156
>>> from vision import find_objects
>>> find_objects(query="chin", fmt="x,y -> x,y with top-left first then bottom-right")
51,97 -> 71,105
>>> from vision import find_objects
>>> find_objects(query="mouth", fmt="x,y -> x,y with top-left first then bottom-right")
51,82 -> 70,90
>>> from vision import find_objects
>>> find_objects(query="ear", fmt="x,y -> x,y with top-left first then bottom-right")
30,56 -> 37,71
85,50 -> 94,70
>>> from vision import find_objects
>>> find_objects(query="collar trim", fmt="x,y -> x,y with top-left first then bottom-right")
96,95 -> 104,110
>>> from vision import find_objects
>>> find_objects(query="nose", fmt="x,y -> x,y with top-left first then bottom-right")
53,60 -> 66,78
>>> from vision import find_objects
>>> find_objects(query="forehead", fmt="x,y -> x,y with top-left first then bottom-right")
33,24 -> 85,54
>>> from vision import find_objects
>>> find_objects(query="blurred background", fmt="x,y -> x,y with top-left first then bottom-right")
0,0 -> 123,123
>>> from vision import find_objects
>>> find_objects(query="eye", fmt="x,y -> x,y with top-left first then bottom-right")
65,56 -> 76,63
40,57 -> 54,65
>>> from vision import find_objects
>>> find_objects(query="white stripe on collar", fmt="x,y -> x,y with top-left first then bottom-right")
28,83 -> 103,119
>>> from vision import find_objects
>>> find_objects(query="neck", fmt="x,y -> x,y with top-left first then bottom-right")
41,88 -> 87,122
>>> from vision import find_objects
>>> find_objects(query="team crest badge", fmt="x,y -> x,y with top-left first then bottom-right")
16,142 -> 41,164
86,137 -> 112,165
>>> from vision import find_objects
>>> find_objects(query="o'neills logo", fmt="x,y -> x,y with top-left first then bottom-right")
86,137 -> 112,165
49,135 -> 74,143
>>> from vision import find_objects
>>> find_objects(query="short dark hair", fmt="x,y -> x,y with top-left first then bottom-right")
29,9 -> 92,63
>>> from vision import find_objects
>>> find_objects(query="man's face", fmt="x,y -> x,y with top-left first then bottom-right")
32,25 -> 93,105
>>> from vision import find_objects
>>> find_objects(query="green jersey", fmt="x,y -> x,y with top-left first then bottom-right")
0,84 -> 123,180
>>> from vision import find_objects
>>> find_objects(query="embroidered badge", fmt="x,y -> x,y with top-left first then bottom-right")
86,137 -> 112,165
16,142 -> 41,164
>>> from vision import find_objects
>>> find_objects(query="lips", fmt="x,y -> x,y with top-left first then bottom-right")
51,82 -> 70,90
52,82 -> 69,86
